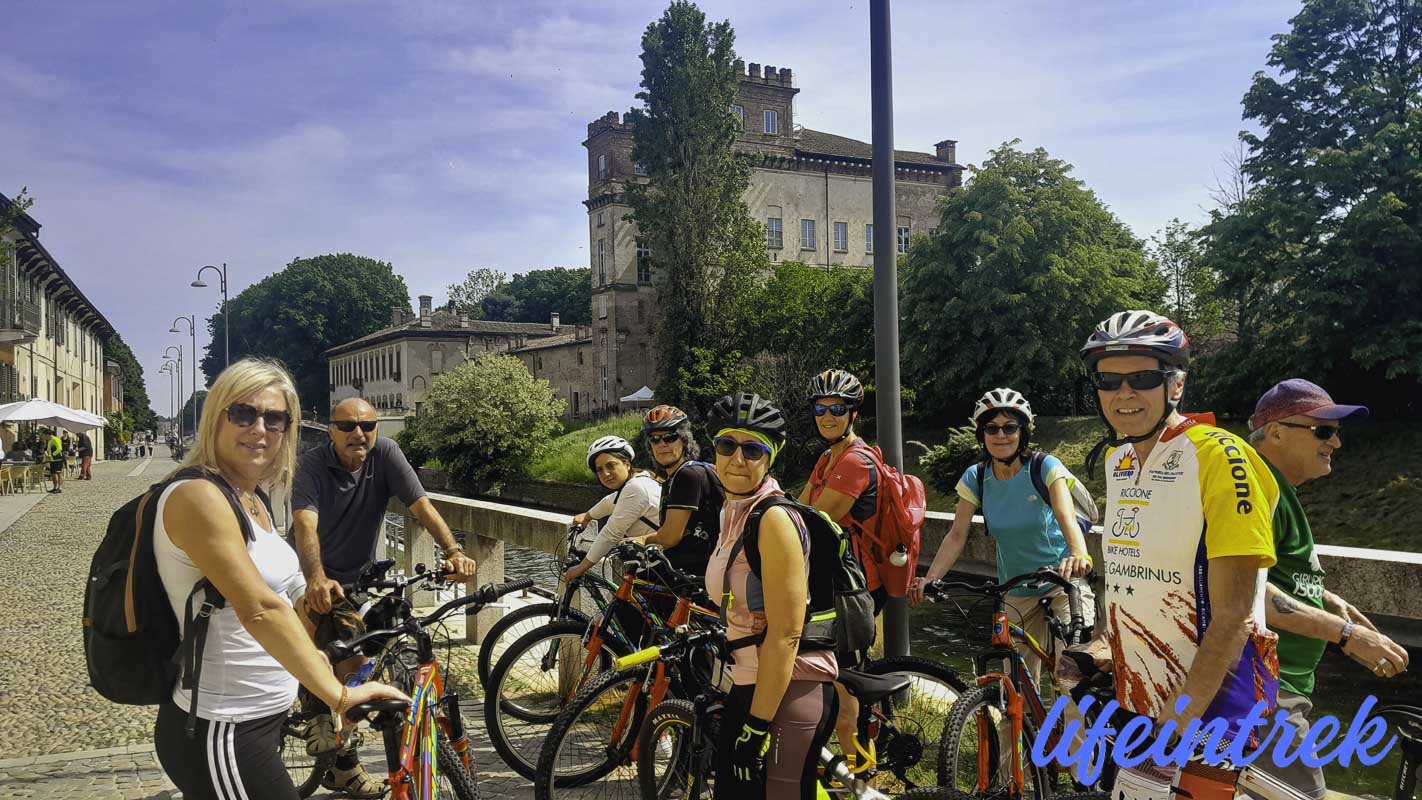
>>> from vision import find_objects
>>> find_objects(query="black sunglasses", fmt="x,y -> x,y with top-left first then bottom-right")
333,420 -> 378,433
982,423 -> 1022,437
713,436 -> 771,462
1090,370 -> 1171,392
226,403 -> 292,433
647,432 -> 680,445
813,403 -> 852,417
1276,421 -> 1341,441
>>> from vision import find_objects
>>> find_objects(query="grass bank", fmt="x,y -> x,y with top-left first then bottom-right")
525,413 -> 1420,551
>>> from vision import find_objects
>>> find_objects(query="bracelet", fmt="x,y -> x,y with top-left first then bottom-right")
444,547 -> 464,557
1337,621 -> 1355,649
335,684 -> 349,716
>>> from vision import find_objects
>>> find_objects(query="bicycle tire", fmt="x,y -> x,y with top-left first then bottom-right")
484,619 -> 626,780
278,707 -> 329,798
534,666 -> 651,799
936,682 -> 1055,800
859,654 -> 970,791
636,698 -> 715,800
437,730 -> 482,800
477,601 -> 591,690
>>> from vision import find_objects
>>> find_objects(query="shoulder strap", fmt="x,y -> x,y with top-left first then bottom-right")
722,494 -> 801,653
1028,451 -> 1051,506
975,459 -> 992,536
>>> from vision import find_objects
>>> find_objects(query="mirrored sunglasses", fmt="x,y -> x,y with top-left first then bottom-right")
713,436 -> 771,462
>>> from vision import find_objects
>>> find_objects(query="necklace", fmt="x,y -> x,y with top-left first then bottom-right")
239,490 -> 263,519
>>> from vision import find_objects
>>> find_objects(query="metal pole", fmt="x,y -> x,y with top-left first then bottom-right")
870,0 -> 909,659
189,317 -> 198,435
221,264 -> 229,367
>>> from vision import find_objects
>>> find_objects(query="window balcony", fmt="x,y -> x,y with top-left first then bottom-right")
0,297 -> 41,344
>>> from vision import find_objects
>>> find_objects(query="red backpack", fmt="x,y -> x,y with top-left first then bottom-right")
850,442 -> 926,597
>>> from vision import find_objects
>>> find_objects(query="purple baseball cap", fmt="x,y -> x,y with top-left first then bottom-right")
1250,379 -> 1369,429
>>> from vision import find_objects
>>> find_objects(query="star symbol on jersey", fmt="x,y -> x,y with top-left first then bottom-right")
1125,585 -> 1135,596
1113,583 -> 1121,593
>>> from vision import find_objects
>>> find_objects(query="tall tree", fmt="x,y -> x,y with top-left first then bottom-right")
446,268 -> 508,317
103,334 -> 158,433
200,254 -> 409,416
1207,0 -> 1422,413
625,1 -> 766,415
179,390 -> 208,431
1150,219 -> 1226,345
479,267 -> 593,325
900,141 -> 1165,416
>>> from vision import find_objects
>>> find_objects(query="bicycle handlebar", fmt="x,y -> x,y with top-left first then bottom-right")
326,577 -> 537,662
612,625 -> 724,672
927,567 -> 1088,645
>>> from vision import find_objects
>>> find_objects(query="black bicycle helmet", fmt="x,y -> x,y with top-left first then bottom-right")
706,392 -> 788,444
809,369 -> 864,405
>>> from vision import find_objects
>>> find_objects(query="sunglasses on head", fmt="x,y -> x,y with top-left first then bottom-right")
647,432 -> 680,445
713,436 -> 772,462
982,423 -> 1021,437
813,403 -> 852,417
1276,421 -> 1341,441
226,403 -> 292,433
1090,369 -> 1171,392
333,420 -> 378,433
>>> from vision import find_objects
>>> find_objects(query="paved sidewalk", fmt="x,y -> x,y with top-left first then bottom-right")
0,448 -> 529,798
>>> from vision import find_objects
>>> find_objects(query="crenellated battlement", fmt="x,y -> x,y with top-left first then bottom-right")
735,59 -> 794,87
586,110 -> 632,138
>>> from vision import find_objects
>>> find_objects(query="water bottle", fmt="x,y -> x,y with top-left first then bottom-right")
346,659 -> 375,687
889,544 -> 909,568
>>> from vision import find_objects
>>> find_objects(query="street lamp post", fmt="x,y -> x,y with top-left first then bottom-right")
160,362 -> 176,440
192,264 -> 229,367
171,315 -> 198,437
164,345 -> 183,442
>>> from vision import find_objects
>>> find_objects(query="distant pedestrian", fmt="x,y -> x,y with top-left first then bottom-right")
47,429 -> 64,493
78,431 -> 93,479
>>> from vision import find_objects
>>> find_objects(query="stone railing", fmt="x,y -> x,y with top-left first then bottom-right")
387,495 -> 1422,647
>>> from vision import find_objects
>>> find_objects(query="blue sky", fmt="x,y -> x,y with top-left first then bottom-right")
2,0 -> 1300,414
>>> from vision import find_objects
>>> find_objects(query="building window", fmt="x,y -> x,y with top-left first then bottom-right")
766,217 -> 783,249
897,225 -> 911,254
634,162 -> 646,176
833,222 -> 848,252
763,109 -> 778,135
800,219 -> 816,250
731,105 -> 744,127
430,348 -> 444,375
636,239 -> 652,284
578,350 -> 585,365
536,356 -> 543,371
865,224 -> 874,253
597,154 -> 607,180
598,297 -> 607,320
597,238 -> 606,286
597,212 -> 604,227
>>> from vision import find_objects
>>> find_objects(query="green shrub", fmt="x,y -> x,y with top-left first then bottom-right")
916,425 -> 981,496
399,355 -> 565,491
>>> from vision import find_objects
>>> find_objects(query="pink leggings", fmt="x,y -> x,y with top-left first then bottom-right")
716,681 -> 837,799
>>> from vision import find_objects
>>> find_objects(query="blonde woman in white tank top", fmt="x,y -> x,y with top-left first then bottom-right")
151,359 -> 408,800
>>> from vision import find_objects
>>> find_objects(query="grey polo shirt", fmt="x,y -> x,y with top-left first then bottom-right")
291,437 -> 427,582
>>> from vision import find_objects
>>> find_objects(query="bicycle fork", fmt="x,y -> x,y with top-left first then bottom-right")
440,692 -> 472,771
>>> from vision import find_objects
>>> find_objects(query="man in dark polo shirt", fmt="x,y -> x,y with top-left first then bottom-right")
292,397 -> 475,614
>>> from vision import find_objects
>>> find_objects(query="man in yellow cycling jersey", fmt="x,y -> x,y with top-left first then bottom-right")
1080,310 -> 1280,797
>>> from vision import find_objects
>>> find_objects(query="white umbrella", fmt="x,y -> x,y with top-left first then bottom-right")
0,399 -> 107,433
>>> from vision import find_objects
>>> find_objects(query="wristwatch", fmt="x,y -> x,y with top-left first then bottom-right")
1337,621 -> 1355,649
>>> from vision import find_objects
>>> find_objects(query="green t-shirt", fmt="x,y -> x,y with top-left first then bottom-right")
1264,459 -> 1327,697
48,435 -> 63,459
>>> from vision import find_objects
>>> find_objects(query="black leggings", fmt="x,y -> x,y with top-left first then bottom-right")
715,681 -> 837,800
155,701 -> 299,800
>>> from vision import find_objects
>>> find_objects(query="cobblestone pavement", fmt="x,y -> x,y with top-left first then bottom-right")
0,450 -> 530,798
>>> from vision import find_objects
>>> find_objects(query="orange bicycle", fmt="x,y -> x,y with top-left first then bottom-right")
337,576 -> 535,800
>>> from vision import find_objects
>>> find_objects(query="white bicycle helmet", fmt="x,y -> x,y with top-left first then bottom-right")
971,388 -> 1036,426
586,435 -> 635,470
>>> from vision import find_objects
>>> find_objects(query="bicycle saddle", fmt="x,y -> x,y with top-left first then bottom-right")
838,668 -> 911,704
344,698 -> 411,727
1377,705 -> 1422,750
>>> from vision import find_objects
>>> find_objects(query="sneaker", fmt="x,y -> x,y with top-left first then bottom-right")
304,713 -> 342,756
321,762 -> 388,798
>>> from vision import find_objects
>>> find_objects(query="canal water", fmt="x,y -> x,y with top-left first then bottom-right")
497,543 -> 1418,798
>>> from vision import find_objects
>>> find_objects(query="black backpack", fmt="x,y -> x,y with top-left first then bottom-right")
975,451 -> 1098,539
721,494 -> 876,661
83,466 -> 269,737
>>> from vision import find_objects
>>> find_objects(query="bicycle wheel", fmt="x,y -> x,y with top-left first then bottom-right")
859,655 -> 970,792
534,667 -> 650,800
477,601 -> 591,690
636,699 -> 716,800
436,729 -> 482,800
937,682 -> 1056,800
277,705 -> 329,798
373,640 -> 421,694
484,619 -> 625,779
